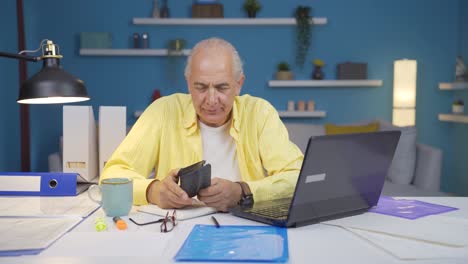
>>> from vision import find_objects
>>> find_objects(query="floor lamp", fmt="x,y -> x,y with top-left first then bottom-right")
393,59 -> 417,126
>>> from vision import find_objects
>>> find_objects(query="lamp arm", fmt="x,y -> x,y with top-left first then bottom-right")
0,51 -> 41,62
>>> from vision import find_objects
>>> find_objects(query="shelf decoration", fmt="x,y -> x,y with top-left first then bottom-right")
455,56 -> 468,82
295,6 -> 312,68
243,0 -> 261,18
275,61 -> 293,80
312,59 -> 325,80
452,99 -> 464,114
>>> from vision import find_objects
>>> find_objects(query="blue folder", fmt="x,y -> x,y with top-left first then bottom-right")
0,172 -> 89,196
175,225 -> 289,262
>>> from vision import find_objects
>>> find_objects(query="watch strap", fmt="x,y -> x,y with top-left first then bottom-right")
236,181 -> 253,207
237,181 -> 252,196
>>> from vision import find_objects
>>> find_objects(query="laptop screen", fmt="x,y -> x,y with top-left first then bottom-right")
289,131 -> 400,224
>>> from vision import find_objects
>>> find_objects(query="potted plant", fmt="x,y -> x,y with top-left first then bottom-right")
168,38 -> 186,55
453,99 -> 464,114
312,59 -> 325,80
276,61 -> 293,80
243,0 -> 261,18
295,6 -> 312,68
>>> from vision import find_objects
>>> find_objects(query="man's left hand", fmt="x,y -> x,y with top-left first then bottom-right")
198,178 -> 242,212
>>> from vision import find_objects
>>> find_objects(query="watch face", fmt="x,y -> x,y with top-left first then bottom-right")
240,195 -> 254,208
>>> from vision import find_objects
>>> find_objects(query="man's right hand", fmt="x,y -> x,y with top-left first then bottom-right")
147,169 -> 193,209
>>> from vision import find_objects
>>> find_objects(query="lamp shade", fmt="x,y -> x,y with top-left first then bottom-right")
17,57 -> 90,104
393,59 -> 417,126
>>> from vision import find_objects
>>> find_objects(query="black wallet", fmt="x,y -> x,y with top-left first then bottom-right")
178,160 -> 211,198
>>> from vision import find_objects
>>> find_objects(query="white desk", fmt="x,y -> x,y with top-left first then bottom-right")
2,197 -> 468,264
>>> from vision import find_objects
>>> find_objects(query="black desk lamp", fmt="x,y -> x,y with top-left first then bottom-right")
0,39 -> 90,104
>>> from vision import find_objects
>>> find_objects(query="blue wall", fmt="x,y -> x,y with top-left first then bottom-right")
0,0 -> 21,171
0,0 -> 466,194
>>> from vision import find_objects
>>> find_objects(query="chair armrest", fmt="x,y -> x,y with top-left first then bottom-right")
413,143 -> 442,191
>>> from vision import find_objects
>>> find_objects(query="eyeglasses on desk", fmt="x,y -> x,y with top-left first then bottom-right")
129,210 -> 178,233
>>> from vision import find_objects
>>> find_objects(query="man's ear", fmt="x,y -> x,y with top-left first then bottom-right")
236,74 -> 245,95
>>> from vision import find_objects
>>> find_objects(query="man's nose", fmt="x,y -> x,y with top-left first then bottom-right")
207,87 -> 218,105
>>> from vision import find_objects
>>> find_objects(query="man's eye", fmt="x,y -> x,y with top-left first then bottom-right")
195,86 -> 207,91
217,86 -> 229,91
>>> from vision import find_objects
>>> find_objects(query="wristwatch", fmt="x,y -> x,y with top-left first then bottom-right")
237,181 -> 254,208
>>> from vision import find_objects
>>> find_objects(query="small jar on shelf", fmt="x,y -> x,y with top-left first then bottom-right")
452,100 -> 464,114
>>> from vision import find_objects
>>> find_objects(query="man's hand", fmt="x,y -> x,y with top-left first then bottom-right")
198,178 -> 242,212
147,169 -> 193,209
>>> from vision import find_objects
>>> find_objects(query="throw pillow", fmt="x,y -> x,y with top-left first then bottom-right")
324,122 -> 380,135
379,120 -> 417,185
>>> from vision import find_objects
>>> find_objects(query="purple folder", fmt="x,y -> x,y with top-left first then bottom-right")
369,196 -> 458,220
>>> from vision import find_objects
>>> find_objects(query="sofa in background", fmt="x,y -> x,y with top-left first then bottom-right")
284,120 -> 447,197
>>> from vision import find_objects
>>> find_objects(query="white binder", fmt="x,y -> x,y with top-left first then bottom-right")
99,106 -> 127,174
63,106 -> 98,183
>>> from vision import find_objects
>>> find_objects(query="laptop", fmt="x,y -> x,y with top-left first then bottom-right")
230,131 -> 401,227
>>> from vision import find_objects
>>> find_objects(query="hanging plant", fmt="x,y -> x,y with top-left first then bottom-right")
295,6 -> 312,68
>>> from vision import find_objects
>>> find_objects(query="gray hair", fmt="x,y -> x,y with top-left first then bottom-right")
184,37 -> 244,81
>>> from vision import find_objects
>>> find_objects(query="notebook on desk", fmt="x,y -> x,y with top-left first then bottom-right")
230,131 -> 401,227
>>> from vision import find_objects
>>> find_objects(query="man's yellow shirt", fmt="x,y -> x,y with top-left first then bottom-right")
101,93 -> 304,205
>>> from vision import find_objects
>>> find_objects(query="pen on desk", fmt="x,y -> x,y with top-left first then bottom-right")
211,216 -> 220,228
113,216 -> 128,230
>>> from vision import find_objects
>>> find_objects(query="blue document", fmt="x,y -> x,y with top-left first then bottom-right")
175,225 -> 289,262
0,172 -> 88,196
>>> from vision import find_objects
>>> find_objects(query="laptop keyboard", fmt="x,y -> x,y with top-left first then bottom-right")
247,203 -> 290,219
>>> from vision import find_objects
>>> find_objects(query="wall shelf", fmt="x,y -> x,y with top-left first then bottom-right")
132,17 -> 327,26
439,82 -> 468,90
438,114 -> 468,124
79,49 -> 191,56
278,111 -> 326,118
268,80 -> 383,87
135,110 -> 326,119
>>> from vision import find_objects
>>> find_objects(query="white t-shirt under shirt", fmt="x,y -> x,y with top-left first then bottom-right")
198,120 -> 242,182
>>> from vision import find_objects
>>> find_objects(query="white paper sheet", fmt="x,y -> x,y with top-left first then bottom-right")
0,217 -> 82,252
41,231 -> 173,257
323,212 -> 468,247
137,203 -> 216,220
0,192 -> 100,217
346,227 -> 468,260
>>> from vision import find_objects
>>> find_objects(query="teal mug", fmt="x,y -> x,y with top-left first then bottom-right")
88,178 -> 133,217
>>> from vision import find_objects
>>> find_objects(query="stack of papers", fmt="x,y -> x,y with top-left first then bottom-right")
0,193 -> 100,256
323,197 -> 468,260
0,217 -> 82,256
0,193 -> 100,218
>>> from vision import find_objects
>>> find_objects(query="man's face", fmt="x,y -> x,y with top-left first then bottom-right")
187,49 -> 244,127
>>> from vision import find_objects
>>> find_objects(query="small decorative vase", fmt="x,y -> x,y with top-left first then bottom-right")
276,71 -> 293,80
160,0 -> 170,18
312,66 -> 324,80
152,0 -> 160,18
452,104 -> 464,114
247,10 -> 257,18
